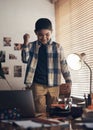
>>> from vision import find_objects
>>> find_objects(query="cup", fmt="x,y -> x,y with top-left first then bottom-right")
59,97 -> 72,109
65,97 -> 72,109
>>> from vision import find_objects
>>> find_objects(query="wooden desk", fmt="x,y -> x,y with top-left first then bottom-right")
0,121 -> 70,130
0,110 -> 91,130
0,117 -> 90,130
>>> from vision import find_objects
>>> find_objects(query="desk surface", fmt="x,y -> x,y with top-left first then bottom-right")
0,122 -> 70,130
0,121 -> 89,130
0,117 -> 89,130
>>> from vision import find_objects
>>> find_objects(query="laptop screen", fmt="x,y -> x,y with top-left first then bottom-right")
0,90 -> 36,120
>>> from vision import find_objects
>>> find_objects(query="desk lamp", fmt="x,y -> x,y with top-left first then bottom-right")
67,53 -> 92,106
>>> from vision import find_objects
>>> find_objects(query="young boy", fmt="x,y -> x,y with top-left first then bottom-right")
21,18 -> 72,113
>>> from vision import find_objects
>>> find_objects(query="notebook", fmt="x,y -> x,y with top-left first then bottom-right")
0,90 -> 36,120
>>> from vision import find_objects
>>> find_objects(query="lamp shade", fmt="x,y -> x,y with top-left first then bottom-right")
67,53 -> 82,70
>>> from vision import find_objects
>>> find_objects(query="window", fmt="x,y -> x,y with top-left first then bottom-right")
55,0 -> 93,98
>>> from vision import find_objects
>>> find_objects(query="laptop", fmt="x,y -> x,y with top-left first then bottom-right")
0,90 -> 36,120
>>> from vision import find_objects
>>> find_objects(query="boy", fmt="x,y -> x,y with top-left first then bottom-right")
21,18 -> 72,113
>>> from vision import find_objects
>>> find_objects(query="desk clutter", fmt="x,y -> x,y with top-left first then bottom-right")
49,104 -> 71,117
49,104 -> 83,118
82,106 -> 93,121
73,107 -> 93,129
72,102 -> 93,129
0,117 -> 69,129
0,108 -> 21,120
12,118 -> 69,129
49,96 -> 83,118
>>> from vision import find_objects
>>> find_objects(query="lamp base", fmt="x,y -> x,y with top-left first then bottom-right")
87,94 -> 91,106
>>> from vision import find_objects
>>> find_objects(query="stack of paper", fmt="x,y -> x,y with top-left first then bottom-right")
13,118 -> 69,129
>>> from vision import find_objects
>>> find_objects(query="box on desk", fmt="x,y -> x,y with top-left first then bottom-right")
49,103 -> 83,119
82,106 -> 93,121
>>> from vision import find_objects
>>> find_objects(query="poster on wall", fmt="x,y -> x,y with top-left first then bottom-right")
3,37 -> 11,46
14,65 -> 22,77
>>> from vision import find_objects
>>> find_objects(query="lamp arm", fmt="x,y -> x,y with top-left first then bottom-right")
84,61 -> 92,95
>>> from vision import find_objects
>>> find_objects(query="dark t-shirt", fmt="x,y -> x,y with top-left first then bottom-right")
33,44 -> 48,85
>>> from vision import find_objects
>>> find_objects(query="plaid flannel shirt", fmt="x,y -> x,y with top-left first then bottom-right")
21,40 -> 72,87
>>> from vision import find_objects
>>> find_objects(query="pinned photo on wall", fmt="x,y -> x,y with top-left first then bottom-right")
3,37 -> 11,46
2,67 -> 9,75
14,43 -> 22,50
9,54 -> 17,60
14,65 -> 22,77
0,51 -> 6,62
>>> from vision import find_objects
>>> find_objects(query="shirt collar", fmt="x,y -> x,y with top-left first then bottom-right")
37,39 -> 53,46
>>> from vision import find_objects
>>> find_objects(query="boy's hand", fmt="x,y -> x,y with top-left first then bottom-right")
59,83 -> 71,97
23,33 -> 30,45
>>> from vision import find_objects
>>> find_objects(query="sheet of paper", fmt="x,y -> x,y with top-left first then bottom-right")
13,120 -> 43,128
48,118 -> 69,127
84,123 -> 93,129
13,119 -> 69,129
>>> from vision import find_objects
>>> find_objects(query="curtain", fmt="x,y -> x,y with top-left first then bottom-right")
55,0 -> 93,98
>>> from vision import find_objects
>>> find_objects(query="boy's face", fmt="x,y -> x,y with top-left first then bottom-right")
35,29 -> 52,44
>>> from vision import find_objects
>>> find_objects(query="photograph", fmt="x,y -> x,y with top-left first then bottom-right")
14,43 -> 22,50
3,37 -> 11,46
9,54 -> 17,60
2,66 -> 9,75
14,65 -> 22,77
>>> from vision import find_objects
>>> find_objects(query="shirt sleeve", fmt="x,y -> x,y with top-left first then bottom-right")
60,46 -> 72,84
21,43 -> 31,63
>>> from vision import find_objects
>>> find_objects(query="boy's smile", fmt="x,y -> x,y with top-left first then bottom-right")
35,29 -> 52,44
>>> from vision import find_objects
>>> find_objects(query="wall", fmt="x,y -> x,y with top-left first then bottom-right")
0,0 -> 55,90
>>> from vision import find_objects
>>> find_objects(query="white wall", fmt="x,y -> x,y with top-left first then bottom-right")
0,0 -> 55,90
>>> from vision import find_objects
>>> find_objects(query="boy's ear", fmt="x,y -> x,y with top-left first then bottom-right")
34,30 -> 37,35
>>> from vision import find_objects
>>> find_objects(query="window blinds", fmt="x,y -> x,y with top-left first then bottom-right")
55,0 -> 93,98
